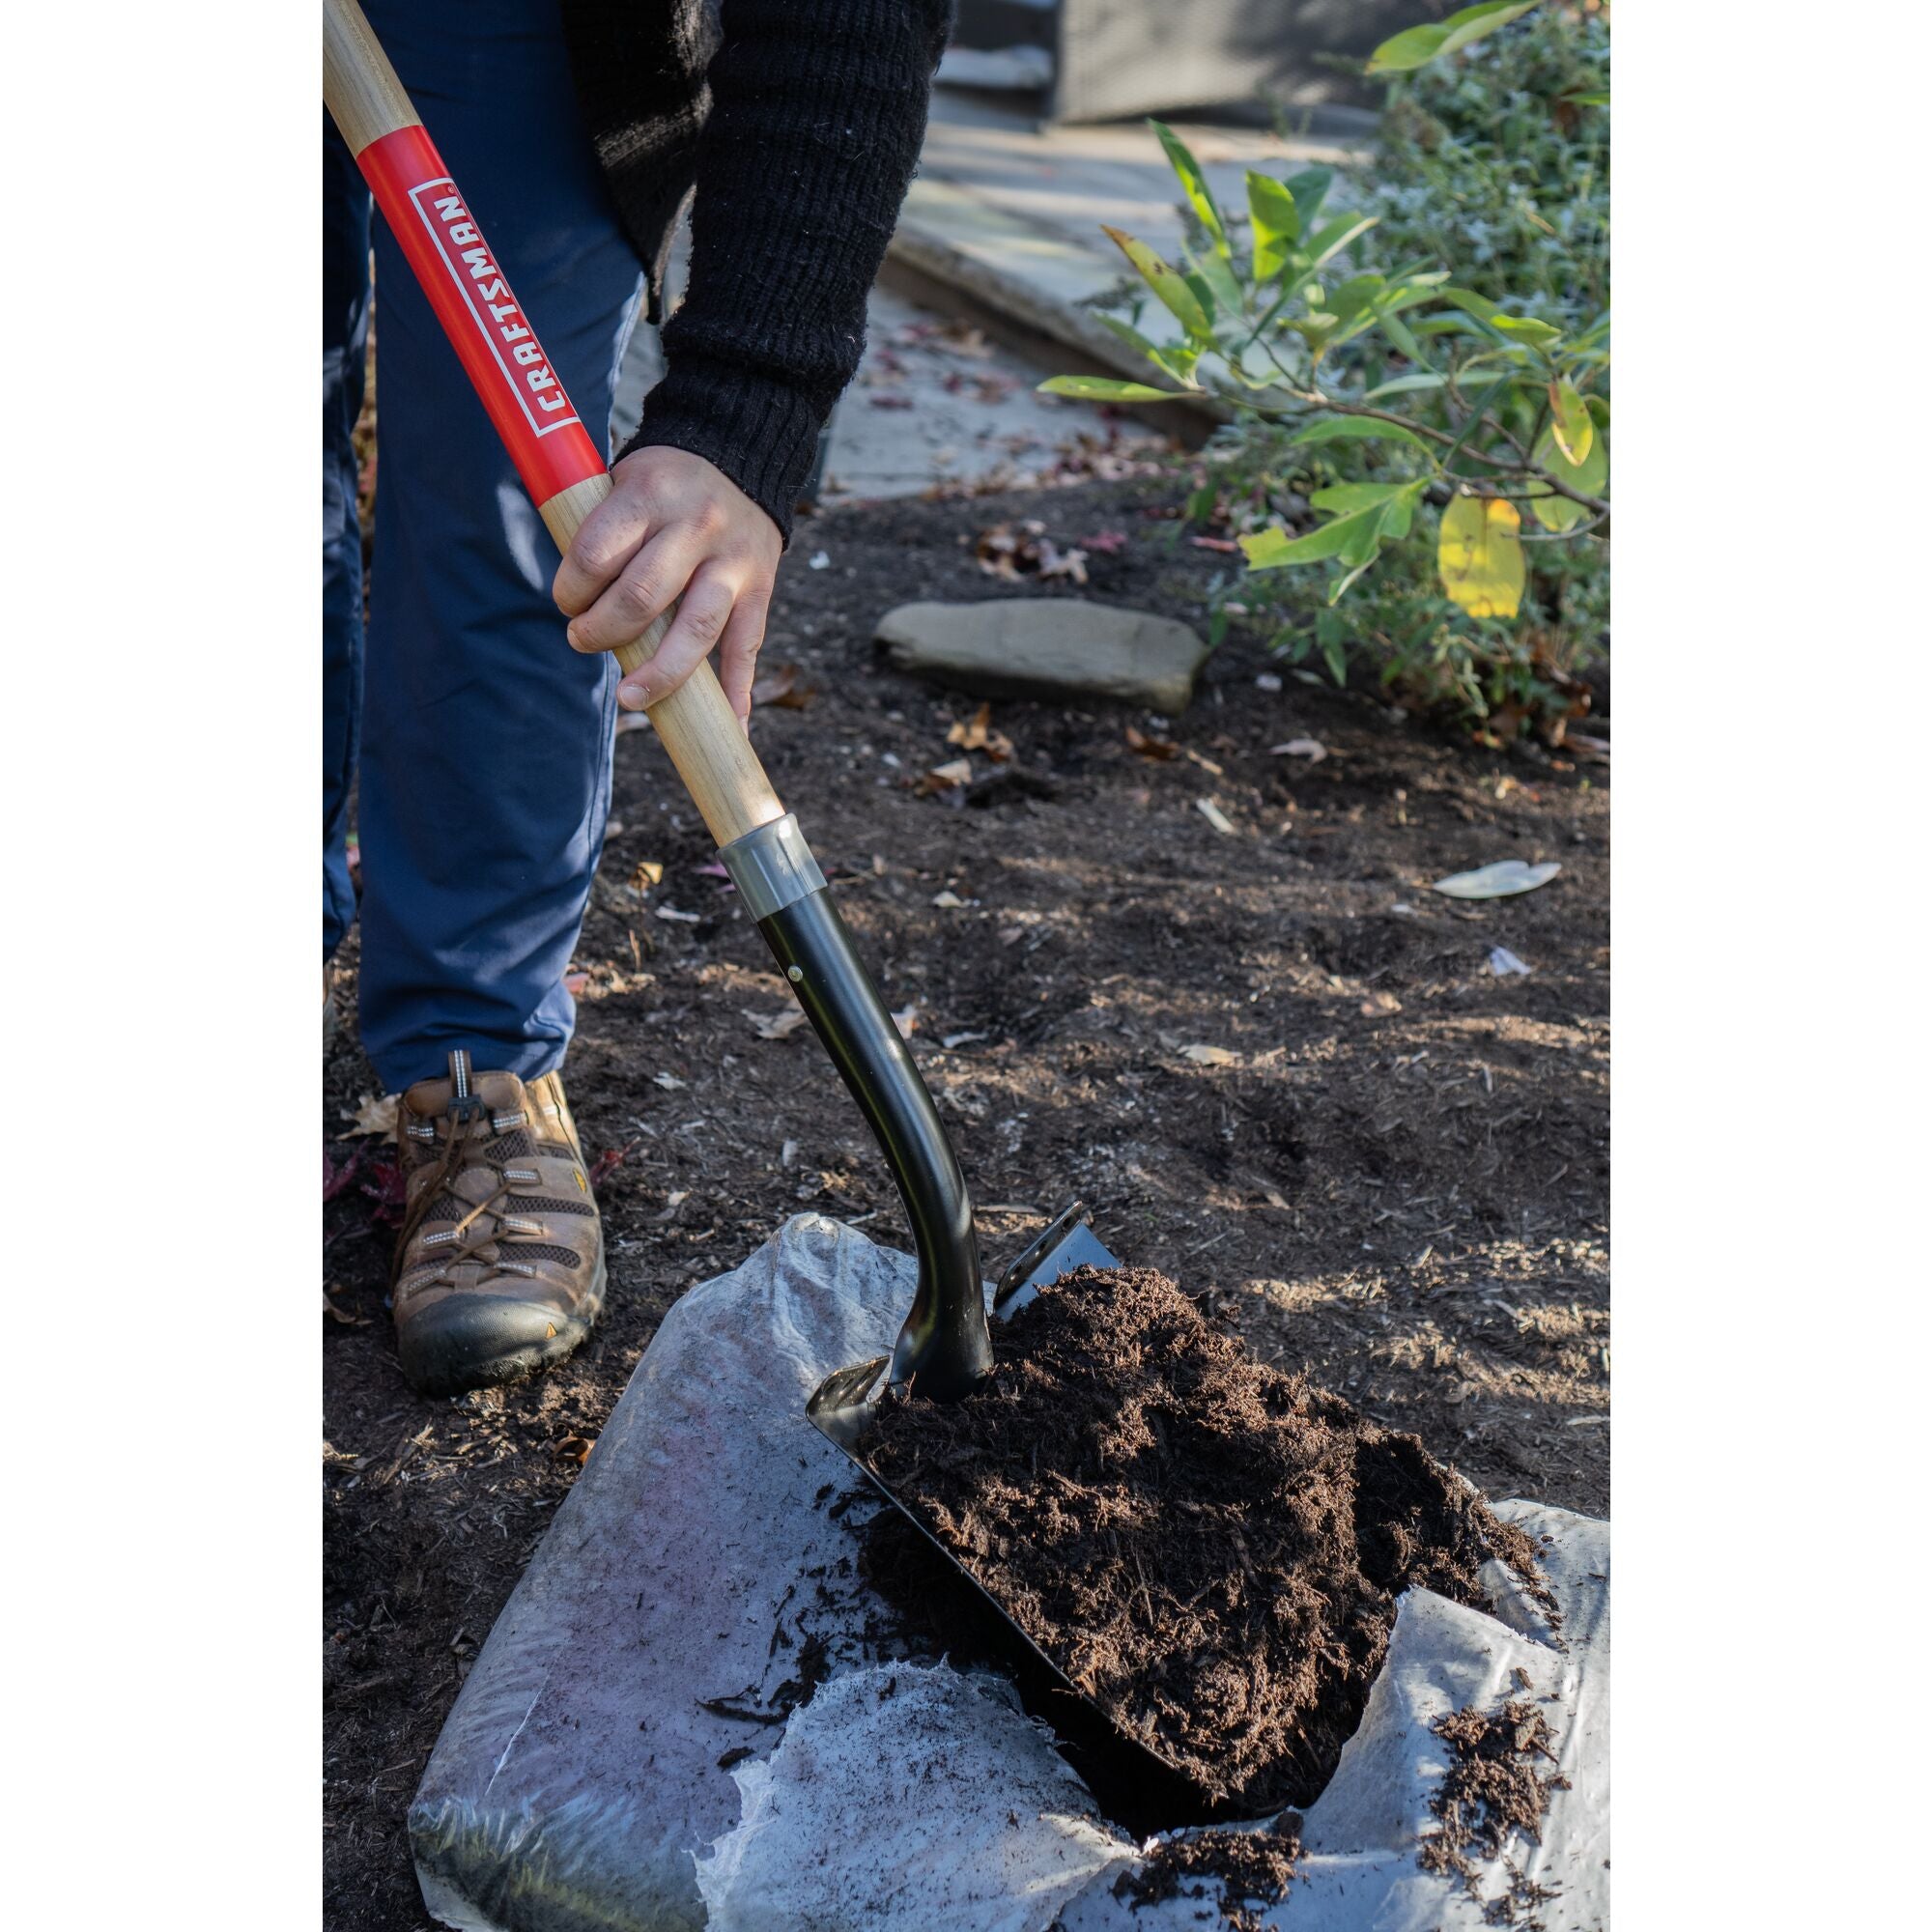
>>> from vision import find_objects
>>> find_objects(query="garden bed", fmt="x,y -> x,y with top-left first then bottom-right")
324,473 -> 1607,1930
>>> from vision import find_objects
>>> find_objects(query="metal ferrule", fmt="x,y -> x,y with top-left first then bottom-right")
720,813 -> 827,921
732,821 -> 992,1402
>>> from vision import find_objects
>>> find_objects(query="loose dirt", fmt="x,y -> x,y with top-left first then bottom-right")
1114,1816 -> 1305,1932
324,473 -> 1607,1928
860,1265 -> 1547,1814
1419,1699 -> 1571,1921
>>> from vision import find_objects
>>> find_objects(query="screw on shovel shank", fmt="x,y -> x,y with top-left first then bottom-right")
321,0 -> 992,1405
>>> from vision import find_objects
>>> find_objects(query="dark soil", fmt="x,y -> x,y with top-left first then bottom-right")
1419,1699 -> 1571,1921
324,472 -> 1607,1929
860,1265 -> 1547,1815
1114,1815 -> 1305,1932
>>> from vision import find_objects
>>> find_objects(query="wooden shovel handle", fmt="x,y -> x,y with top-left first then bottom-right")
323,0 -> 785,848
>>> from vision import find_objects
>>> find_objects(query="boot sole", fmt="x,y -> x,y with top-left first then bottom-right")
398,1255 -> 608,1399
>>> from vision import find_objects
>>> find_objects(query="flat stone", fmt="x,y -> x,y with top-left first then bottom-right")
876,598 -> 1211,714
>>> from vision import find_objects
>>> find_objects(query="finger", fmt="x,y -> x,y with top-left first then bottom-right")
552,485 -> 654,618
566,524 -> 706,655
715,589 -> 770,724
616,566 -> 738,711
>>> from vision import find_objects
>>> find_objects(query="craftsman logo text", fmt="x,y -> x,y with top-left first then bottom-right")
406,179 -> 582,440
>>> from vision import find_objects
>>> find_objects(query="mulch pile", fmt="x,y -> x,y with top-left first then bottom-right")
860,1265 -> 1549,1816
1113,1817 -> 1304,1932
1418,1699 -> 1571,1920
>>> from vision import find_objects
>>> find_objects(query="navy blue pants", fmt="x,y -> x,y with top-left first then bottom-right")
324,0 -> 646,1093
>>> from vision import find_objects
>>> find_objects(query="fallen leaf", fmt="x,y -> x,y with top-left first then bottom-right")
655,905 -> 703,923
915,758 -> 974,796
942,1030 -> 988,1049
946,702 -> 1013,761
1269,738 -> 1329,763
1181,1043 -> 1242,1066
1432,861 -> 1561,899
748,1008 -> 810,1040
1486,946 -> 1532,977
930,890 -> 970,909
1124,724 -> 1179,761
323,1289 -> 371,1327
324,1146 -> 362,1201
653,1071 -> 688,1091
752,663 -> 818,710
1360,990 -> 1403,1016
345,1093 -> 399,1139
974,519 -> 1088,585
554,1436 -> 595,1465
1196,797 -> 1236,835
588,1141 -> 637,1185
891,1004 -> 921,1035
631,859 -> 665,892
360,1159 -> 408,1227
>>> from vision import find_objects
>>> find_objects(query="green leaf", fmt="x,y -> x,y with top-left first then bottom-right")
1548,379 -> 1593,466
1192,246 -> 1244,320
1037,375 -> 1190,402
1584,393 -> 1611,429
1283,168 -> 1334,226
1246,172 -> 1300,281
1240,506 -> 1384,570
1292,416 -> 1433,456
1437,287 -> 1502,325
1437,494 -> 1525,617
1366,371 -> 1449,399
1491,315 -> 1564,348
1527,421 -> 1608,531
1570,90 -> 1609,107
1094,312 -> 1199,387
1305,213 -> 1379,269
1151,121 -> 1229,255
1328,556 -> 1378,607
1322,634 -> 1350,686
1180,268 -> 1219,325
1367,1 -> 1544,76
1102,225 -> 1211,340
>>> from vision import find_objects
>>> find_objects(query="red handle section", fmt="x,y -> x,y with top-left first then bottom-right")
356,125 -> 607,506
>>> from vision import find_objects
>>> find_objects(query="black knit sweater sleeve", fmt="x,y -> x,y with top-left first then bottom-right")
617,0 -> 952,545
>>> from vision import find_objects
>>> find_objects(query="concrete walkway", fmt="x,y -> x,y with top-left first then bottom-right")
890,87 -> 1371,383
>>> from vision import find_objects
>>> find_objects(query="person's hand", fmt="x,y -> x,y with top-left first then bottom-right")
553,445 -> 781,722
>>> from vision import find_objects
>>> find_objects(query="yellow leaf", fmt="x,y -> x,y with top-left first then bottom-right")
1437,496 -> 1524,619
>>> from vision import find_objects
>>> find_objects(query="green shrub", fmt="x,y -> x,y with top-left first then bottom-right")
1044,1 -> 1610,742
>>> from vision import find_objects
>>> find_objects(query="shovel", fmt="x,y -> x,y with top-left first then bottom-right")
325,0 -> 1189,1803
326,0 -> 993,1400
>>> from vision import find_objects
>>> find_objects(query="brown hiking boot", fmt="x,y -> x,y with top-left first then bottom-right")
391,1049 -> 606,1396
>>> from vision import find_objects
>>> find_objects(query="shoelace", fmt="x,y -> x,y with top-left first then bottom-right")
396,1052 -> 543,1288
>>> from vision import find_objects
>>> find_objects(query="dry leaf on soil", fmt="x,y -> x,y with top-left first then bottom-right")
915,757 -> 974,796
946,702 -> 1013,762
345,1093 -> 399,1138
751,663 -> 818,710
747,1008 -> 810,1040
974,519 -> 1089,585
1181,1043 -> 1243,1066
1269,738 -> 1329,763
1432,861 -> 1561,899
